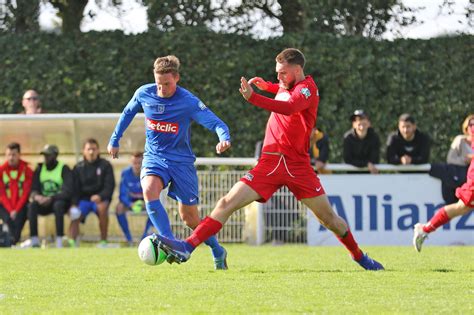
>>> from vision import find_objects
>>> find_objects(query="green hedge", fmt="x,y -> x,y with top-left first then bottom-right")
1,29 -> 472,162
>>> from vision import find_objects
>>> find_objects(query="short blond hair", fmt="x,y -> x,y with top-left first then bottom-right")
153,55 -> 180,75
462,114 -> 474,135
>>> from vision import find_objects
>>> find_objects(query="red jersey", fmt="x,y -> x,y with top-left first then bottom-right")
0,159 -> 33,213
466,139 -> 474,187
248,75 -> 319,161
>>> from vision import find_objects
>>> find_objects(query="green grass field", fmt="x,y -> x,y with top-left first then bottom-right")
1,245 -> 472,314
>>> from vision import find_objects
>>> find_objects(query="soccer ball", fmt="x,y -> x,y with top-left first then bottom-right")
138,235 -> 167,265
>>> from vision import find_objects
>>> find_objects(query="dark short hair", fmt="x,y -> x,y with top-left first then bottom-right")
131,151 -> 143,158
6,142 -> 20,152
399,113 -> 416,124
83,138 -> 99,148
276,48 -> 305,68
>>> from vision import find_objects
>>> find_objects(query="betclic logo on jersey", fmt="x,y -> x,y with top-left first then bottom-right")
146,118 -> 179,134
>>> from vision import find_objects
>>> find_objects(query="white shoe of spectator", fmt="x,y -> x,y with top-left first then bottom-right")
20,237 -> 40,248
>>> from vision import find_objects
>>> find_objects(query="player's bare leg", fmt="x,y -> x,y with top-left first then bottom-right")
96,201 -> 109,244
413,199 -> 472,252
302,195 -> 384,271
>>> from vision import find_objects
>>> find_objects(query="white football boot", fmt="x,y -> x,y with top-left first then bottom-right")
413,223 -> 428,252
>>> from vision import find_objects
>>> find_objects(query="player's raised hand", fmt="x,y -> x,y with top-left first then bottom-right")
216,140 -> 231,154
239,77 -> 254,100
248,77 -> 269,91
107,143 -> 119,159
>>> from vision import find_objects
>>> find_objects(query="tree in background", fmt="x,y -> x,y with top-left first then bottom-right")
0,0 -> 40,33
143,0 -> 216,31
214,0 -> 420,39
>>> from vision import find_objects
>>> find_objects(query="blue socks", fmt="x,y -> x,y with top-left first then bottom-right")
146,200 -> 175,239
204,236 -> 224,258
116,213 -> 132,242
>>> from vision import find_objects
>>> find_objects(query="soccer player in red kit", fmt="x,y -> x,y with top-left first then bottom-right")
154,48 -> 384,270
413,116 -> 474,252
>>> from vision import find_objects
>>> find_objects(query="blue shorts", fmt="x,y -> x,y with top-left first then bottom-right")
141,160 -> 199,205
78,200 -> 98,222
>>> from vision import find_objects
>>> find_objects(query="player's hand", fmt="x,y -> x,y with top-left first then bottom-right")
107,144 -> 119,159
248,77 -> 269,91
216,141 -> 231,154
239,77 -> 254,100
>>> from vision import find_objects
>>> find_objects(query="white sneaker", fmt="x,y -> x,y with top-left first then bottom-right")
20,238 -> 40,248
413,223 -> 428,252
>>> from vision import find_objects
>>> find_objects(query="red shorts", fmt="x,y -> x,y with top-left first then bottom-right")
240,154 -> 325,202
455,181 -> 474,207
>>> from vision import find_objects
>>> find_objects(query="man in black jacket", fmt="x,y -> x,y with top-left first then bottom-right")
69,138 -> 115,247
343,109 -> 380,174
22,144 -> 73,248
386,113 -> 431,165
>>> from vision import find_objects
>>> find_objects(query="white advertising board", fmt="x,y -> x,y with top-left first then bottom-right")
307,174 -> 474,246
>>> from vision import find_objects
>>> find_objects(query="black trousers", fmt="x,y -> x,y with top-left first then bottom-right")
0,204 -> 28,245
28,200 -> 69,237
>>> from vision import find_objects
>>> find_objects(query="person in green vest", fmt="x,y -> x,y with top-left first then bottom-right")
22,144 -> 73,248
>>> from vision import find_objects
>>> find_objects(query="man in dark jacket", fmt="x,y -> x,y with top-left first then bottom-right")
23,144 -> 73,248
386,113 -> 431,165
69,138 -> 115,247
343,109 -> 380,174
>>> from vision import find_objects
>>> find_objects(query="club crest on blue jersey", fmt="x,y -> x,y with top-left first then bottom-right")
300,88 -> 311,99
157,105 -> 165,114
198,101 -> 207,110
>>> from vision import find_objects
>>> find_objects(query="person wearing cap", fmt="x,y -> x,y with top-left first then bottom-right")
343,110 -> 380,174
21,144 -> 73,248
20,90 -> 43,114
386,113 -> 431,165
0,142 -> 33,245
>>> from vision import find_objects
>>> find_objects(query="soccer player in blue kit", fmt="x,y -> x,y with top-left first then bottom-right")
108,55 -> 232,269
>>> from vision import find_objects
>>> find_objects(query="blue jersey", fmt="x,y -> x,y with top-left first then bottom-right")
109,84 -> 231,164
119,166 -> 143,208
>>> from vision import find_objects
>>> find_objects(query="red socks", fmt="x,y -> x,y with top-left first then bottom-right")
337,230 -> 363,261
423,207 -> 450,233
186,216 -> 223,248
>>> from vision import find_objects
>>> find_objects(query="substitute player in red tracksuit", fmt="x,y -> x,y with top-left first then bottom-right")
154,48 -> 384,270
0,142 -> 33,245
413,116 -> 474,252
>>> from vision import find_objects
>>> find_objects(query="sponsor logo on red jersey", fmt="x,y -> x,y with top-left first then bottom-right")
146,118 -> 179,134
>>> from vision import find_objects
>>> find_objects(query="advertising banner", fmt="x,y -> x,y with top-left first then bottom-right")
307,174 -> 473,246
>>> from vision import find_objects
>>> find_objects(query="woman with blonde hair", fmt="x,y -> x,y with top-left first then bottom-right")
429,114 -> 474,204
447,114 -> 474,166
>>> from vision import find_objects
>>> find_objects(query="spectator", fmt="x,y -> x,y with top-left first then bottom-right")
21,145 -> 73,248
446,114 -> 474,165
343,110 -> 380,174
386,113 -> 431,165
20,90 -> 42,114
309,127 -> 330,173
429,114 -> 474,204
69,138 -> 115,248
0,142 -> 33,245
116,152 -> 153,245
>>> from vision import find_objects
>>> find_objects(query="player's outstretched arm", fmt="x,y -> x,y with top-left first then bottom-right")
216,140 -> 231,154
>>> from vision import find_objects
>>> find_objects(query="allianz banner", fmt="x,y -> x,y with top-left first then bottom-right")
307,174 -> 474,246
